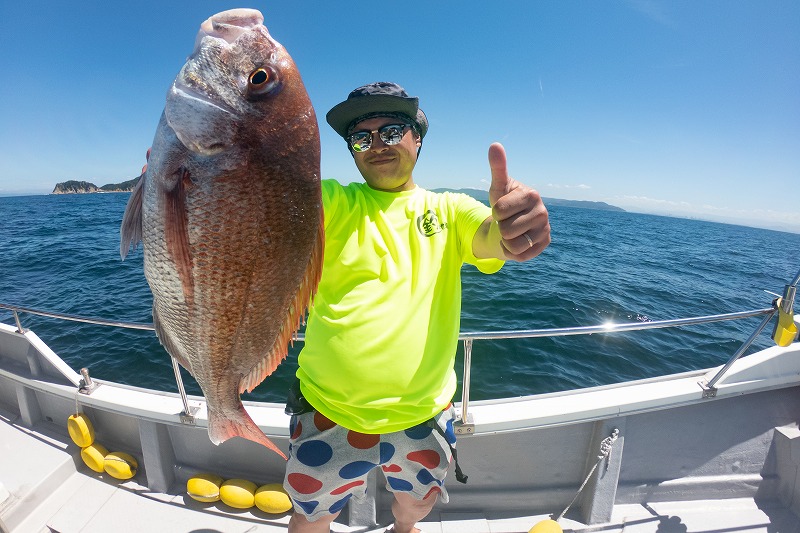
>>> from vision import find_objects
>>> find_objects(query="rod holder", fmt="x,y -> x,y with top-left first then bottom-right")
79,367 -> 98,394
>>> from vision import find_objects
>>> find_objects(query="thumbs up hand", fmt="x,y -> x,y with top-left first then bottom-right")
487,143 -> 550,261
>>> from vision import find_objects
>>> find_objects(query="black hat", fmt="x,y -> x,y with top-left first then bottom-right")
326,82 -> 428,140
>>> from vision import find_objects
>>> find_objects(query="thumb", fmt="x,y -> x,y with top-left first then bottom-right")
488,142 -> 512,207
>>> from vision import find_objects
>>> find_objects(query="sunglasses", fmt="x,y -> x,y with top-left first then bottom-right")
347,124 -> 411,153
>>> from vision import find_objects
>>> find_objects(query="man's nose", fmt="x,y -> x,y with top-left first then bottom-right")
370,133 -> 389,151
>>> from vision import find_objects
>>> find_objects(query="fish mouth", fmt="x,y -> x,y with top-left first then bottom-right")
169,81 -> 237,117
165,9 -> 269,155
193,8 -> 265,53
166,82 -> 237,155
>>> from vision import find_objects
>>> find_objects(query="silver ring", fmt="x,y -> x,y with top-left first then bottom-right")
523,232 -> 534,249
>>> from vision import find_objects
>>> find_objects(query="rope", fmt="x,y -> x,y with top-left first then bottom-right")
555,428 -> 619,522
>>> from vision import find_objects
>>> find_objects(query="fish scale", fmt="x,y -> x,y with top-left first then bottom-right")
121,8 -> 323,459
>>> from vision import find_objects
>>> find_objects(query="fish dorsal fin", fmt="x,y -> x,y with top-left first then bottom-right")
240,209 -> 325,394
120,174 -> 145,259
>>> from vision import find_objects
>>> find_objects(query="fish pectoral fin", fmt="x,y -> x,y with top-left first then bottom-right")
163,167 -> 195,307
240,216 -> 325,395
120,173 -> 145,259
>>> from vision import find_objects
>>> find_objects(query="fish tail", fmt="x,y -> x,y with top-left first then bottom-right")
207,404 -> 287,460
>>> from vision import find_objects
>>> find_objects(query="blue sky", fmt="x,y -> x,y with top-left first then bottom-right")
1,1 -> 798,232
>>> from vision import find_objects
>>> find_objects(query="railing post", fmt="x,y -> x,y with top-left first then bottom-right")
699,309 -> 777,397
171,357 -> 198,423
13,310 -> 24,334
455,338 -> 475,434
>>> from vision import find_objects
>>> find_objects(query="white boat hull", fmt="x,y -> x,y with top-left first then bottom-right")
1,320 -> 799,532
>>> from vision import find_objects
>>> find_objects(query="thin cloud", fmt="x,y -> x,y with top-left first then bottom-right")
619,195 -> 692,208
616,195 -> 800,231
546,184 -> 591,190
624,0 -> 674,27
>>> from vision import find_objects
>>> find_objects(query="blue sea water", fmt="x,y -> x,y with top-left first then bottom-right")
1,193 -> 798,403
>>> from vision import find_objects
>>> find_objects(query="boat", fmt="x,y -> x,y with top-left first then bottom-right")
1,269 -> 799,533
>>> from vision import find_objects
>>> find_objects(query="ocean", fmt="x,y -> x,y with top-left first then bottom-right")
1,192 -> 798,403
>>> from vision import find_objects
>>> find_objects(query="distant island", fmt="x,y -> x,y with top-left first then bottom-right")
51,180 -> 623,212
432,188 -> 625,212
52,177 -> 140,194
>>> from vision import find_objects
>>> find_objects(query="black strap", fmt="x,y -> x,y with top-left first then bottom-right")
285,378 -> 314,416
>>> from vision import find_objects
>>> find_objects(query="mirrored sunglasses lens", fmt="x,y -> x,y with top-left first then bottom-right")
379,125 -> 405,145
349,132 -> 371,152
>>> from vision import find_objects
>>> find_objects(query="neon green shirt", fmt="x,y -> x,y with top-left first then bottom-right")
297,180 -> 504,433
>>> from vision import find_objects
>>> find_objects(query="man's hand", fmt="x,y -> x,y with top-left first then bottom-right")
475,143 -> 550,261
140,148 -> 151,174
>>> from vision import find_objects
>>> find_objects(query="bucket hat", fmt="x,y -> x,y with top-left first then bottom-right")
326,82 -> 428,140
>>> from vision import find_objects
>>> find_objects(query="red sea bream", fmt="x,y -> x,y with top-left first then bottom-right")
120,9 -> 323,458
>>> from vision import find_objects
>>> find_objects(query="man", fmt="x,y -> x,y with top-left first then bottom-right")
284,82 -> 550,533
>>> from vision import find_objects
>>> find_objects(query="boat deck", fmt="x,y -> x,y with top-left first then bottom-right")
3,413 -> 798,533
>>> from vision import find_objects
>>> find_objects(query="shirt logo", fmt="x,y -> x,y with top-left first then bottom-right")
417,210 -> 446,237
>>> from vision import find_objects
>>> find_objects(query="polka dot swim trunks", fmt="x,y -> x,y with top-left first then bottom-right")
283,405 -> 457,521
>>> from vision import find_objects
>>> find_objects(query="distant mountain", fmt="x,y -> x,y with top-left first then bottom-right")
542,197 -> 625,212
49,181 -> 624,213
432,188 -> 625,212
52,180 -> 100,194
100,176 -> 140,192
52,176 -> 140,194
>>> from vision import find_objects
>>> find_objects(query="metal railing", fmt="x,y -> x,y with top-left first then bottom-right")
1,301 -> 786,427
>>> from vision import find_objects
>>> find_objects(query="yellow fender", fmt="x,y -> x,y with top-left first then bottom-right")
773,300 -> 798,347
254,483 -> 293,514
219,479 -> 257,509
103,451 -> 138,480
80,443 -> 109,473
187,473 -> 224,503
529,519 -> 563,533
67,413 -> 95,447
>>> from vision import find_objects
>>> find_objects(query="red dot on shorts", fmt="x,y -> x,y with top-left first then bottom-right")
347,430 -> 379,449
407,449 -> 441,469
382,463 -> 402,473
331,480 -> 364,495
287,472 -> 323,495
314,411 -> 336,431
291,420 -> 303,440
423,486 -> 442,500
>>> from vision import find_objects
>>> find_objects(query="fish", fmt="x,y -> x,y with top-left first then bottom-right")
120,8 -> 323,459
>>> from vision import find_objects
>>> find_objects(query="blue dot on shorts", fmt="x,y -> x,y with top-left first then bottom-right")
380,442 -> 396,463
404,424 -> 433,440
444,418 -> 456,444
295,499 -> 319,514
416,468 -> 439,486
297,439 -> 334,467
328,494 -> 352,514
339,460 -> 376,479
386,476 -> 414,492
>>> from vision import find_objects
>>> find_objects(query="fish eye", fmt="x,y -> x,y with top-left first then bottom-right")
249,68 -> 269,86
246,66 -> 279,98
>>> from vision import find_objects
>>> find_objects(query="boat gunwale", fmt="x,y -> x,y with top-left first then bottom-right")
3,320 -> 798,438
